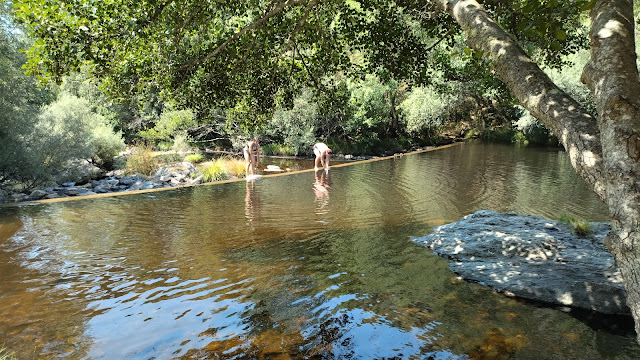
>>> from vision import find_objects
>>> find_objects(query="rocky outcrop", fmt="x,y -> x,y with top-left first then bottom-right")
0,162 -> 205,204
413,210 -> 629,315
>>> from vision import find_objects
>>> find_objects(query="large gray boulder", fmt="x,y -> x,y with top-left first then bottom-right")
413,210 -> 629,315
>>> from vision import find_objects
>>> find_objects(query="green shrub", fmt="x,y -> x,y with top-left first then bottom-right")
171,134 -> 193,153
199,160 -> 230,182
261,143 -> 295,156
139,109 -> 197,142
265,89 -> 319,155
344,75 -> 397,138
89,119 -> 126,169
125,144 -> 159,175
513,108 -> 559,146
156,141 -> 173,151
480,128 -> 518,143
558,215 -> 592,237
399,86 -> 453,137
155,153 -> 182,163
184,153 -> 205,163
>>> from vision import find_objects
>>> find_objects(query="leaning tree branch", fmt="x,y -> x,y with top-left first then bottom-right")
424,27 -> 456,53
269,0 -> 320,86
432,0 -> 606,200
293,40 -> 324,92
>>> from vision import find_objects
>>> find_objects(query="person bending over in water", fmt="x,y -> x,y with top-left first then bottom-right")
244,137 -> 261,177
313,142 -> 331,171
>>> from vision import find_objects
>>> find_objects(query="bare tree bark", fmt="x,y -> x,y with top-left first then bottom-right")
581,0 -> 640,340
433,0 -> 640,341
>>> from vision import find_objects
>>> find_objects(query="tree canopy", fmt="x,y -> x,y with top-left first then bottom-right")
13,0 -> 591,126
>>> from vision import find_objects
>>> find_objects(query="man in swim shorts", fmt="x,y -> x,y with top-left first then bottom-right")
244,137 -> 261,177
313,142 -> 331,171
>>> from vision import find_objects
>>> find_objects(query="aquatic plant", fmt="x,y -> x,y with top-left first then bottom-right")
0,346 -> 16,360
223,158 -> 247,178
558,215 -> 592,237
184,153 -> 205,163
199,160 -> 230,182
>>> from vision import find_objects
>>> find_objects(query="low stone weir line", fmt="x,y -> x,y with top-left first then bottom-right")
25,142 -> 463,205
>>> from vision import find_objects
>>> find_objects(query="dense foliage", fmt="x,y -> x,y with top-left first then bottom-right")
11,0 -> 592,139
1,0 -> 597,189
0,2 -> 124,190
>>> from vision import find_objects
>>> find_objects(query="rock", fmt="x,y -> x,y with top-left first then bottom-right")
11,193 -> 28,202
62,182 -> 76,187
93,185 -> 110,193
413,210 -> 629,315
63,187 -> 88,196
264,165 -> 284,172
155,162 -> 196,177
118,176 -> 139,186
55,159 -> 102,185
28,189 -> 48,200
105,177 -> 119,184
142,182 -> 156,190
169,176 -> 185,186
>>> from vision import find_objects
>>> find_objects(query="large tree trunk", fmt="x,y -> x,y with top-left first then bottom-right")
582,0 -> 640,340
434,0 -> 640,341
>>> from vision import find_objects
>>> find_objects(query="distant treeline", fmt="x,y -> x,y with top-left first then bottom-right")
1,2 -> 594,191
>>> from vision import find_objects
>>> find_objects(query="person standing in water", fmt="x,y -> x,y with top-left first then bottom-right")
244,137 -> 261,177
313,142 -> 331,171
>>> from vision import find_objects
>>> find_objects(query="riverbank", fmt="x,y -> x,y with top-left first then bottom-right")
0,142 -> 462,205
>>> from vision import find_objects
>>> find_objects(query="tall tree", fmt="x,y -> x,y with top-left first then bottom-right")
13,0 -> 640,340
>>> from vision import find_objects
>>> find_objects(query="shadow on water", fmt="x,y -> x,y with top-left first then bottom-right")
0,142 -> 636,359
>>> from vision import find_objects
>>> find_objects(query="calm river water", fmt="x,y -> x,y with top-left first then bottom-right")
1,142 -> 638,359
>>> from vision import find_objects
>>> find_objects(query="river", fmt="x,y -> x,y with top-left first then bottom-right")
0,142 -> 637,359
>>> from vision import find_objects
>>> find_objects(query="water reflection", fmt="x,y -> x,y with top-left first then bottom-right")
314,170 -> 331,217
245,179 -> 262,223
0,142 -> 635,359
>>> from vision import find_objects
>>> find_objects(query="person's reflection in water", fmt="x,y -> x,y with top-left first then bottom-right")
245,179 -> 261,223
313,169 -> 331,218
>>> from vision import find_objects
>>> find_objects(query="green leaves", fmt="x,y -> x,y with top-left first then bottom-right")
554,29 -> 566,41
13,0 -> 592,127
580,0 -> 596,12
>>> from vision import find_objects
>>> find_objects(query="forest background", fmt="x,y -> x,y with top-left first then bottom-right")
0,0 -> 608,192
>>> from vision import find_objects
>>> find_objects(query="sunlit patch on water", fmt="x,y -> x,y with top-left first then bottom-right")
0,142 -> 635,359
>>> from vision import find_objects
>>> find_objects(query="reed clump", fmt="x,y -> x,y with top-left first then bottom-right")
558,215 -> 592,237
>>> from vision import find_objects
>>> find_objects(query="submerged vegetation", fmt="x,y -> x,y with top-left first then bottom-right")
0,346 -> 16,360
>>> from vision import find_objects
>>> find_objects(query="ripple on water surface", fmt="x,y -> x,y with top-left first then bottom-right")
0,142 -> 633,359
